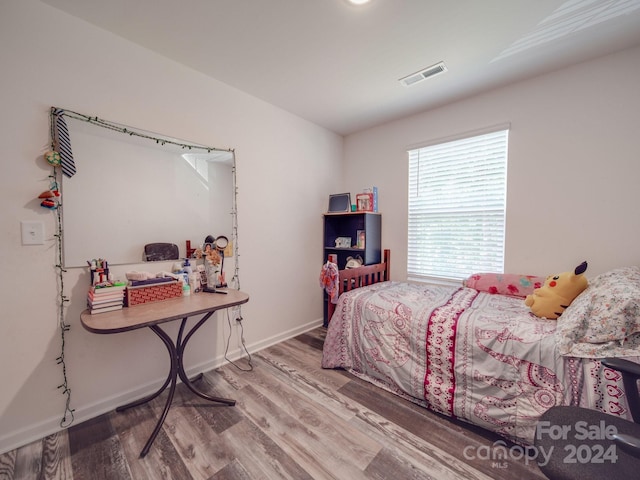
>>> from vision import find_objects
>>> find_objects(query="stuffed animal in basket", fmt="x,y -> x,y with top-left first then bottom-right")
524,261 -> 588,319
345,255 -> 363,269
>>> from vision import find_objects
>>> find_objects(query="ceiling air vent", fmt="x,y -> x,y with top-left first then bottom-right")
399,61 -> 447,87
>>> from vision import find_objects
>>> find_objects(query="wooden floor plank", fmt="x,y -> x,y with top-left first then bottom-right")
251,357 -> 357,424
0,449 -> 17,480
365,447 -> 438,480
345,400 -> 493,480
218,419 -> 313,480
234,383 -> 374,480
253,358 -> 382,468
339,377 -> 546,480
40,432 -> 73,480
289,330 -> 326,351
214,360 -> 380,479
68,414 -> 132,480
162,401 -> 233,479
264,357 -> 496,480
11,440 -> 43,480
261,339 -> 353,391
5,327 -> 549,480
207,458 -> 252,480
109,402 -> 191,480
178,379 -> 244,436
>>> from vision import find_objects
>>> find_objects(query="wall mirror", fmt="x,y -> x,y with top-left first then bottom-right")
59,110 -> 236,269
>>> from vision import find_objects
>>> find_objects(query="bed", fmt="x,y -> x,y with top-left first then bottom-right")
322,250 -> 640,445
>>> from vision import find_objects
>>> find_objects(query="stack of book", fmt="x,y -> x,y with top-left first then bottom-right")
87,284 -> 126,314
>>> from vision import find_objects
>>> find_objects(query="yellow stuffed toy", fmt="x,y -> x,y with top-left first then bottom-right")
524,261 -> 588,319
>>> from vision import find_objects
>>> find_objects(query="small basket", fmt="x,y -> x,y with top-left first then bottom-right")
125,281 -> 183,306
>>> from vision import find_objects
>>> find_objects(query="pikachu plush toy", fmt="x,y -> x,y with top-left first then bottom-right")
525,261 -> 588,319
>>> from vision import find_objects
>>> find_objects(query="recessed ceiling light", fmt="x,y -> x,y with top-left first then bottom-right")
348,0 -> 371,5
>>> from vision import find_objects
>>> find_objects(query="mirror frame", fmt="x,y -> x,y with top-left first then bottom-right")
51,108 -> 239,283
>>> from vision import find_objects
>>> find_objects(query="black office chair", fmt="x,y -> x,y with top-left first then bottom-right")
144,243 -> 179,262
534,358 -> 640,479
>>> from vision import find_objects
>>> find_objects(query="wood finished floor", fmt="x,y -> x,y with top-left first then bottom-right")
0,327 -> 547,480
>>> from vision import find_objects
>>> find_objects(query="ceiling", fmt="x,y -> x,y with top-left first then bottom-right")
41,0 -> 640,135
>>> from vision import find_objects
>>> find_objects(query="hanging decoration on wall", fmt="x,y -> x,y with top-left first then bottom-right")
44,150 -> 61,166
52,108 -> 76,177
44,107 -> 74,427
38,186 -> 61,209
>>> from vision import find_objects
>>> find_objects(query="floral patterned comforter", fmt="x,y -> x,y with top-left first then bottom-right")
321,281 -> 639,445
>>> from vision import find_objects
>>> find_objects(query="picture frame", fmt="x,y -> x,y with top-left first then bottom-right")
335,236 -> 352,248
197,266 -> 208,288
356,192 -> 374,212
328,193 -> 351,213
356,230 -> 365,249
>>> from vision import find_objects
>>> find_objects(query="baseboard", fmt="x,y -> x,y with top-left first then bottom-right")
0,318 -> 324,455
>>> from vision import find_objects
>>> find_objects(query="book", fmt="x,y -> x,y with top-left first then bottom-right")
125,279 -> 179,290
88,285 -> 127,297
89,304 -> 124,314
87,294 -> 124,302
128,277 -> 176,287
89,295 -> 124,304
372,186 -> 378,212
90,285 -> 126,295
88,287 -> 124,296
88,298 -> 124,308
87,283 -> 125,311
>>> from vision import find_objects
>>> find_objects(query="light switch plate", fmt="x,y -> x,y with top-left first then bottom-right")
21,220 -> 45,245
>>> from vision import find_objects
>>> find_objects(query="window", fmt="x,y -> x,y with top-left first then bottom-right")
407,128 -> 508,284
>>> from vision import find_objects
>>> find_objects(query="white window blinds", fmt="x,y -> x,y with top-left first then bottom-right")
407,128 -> 508,283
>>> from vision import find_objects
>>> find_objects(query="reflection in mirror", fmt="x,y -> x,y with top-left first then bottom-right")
60,112 -> 235,269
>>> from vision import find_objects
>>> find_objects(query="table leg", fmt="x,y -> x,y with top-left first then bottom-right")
117,314 -> 235,457
176,314 -> 236,406
134,324 -> 179,457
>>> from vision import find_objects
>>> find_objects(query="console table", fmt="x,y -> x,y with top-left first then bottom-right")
80,288 -> 250,457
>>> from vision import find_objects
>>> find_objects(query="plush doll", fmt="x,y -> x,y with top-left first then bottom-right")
524,261 -> 588,319
345,255 -> 363,269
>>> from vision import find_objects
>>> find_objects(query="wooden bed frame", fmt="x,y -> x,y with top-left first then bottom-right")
327,249 -> 391,323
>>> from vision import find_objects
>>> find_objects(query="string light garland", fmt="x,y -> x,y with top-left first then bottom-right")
48,110 -> 74,427
55,107 -> 234,155
47,107 -> 245,425
53,172 -> 75,428
223,159 -> 253,371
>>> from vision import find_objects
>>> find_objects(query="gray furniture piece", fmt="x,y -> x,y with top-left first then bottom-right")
535,358 -> 640,479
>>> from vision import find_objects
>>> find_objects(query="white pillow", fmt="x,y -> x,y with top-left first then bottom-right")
555,266 -> 640,358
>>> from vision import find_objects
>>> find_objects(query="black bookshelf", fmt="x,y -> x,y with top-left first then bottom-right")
322,212 -> 381,324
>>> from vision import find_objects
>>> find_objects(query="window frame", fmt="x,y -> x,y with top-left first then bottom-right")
407,125 -> 509,285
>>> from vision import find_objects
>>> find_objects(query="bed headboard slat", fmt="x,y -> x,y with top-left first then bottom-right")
326,249 -> 390,325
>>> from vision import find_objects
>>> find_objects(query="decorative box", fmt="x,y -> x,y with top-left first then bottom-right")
356,192 -> 374,212
125,281 -> 183,306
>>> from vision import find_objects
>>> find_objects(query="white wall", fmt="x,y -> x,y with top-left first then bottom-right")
343,44 -> 640,281
0,1 -> 342,453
